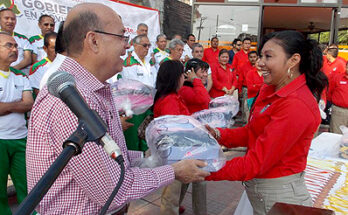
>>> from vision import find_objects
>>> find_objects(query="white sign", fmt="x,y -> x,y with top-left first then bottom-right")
1,0 -> 160,44
242,24 -> 248,32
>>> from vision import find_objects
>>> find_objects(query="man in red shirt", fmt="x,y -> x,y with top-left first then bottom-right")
232,37 -> 251,78
232,38 -> 251,123
239,51 -> 258,122
202,36 -> 219,66
328,62 -> 348,134
322,44 -> 346,80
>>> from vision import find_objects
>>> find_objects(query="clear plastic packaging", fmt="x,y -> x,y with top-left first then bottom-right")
192,106 -> 238,128
140,115 -> 226,172
339,125 -> 348,160
110,79 -> 156,116
209,95 -> 239,109
193,95 -> 239,128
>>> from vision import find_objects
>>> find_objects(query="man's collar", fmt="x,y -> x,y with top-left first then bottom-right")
61,57 -> 106,92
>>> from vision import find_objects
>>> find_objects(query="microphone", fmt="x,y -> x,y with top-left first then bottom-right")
47,71 -> 122,160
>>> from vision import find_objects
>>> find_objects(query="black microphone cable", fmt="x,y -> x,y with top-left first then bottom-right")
99,155 -> 125,215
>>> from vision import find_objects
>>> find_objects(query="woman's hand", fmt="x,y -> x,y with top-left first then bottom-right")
186,68 -> 198,82
205,124 -> 221,140
222,87 -> 228,93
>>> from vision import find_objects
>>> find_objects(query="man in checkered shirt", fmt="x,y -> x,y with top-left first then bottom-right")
26,3 -> 210,215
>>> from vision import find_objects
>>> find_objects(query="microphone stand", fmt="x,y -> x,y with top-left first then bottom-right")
15,124 -> 92,215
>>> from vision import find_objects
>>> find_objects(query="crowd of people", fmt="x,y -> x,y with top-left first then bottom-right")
0,2 -> 347,215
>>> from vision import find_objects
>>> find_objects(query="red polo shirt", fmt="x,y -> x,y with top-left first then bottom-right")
209,63 -> 238,98
232,50 -> 249,76
153,93 -> 190,117
202,47 -> 219,66
328,72 -> 348,108
179,79 -> 210,114
206,74 -> 320,181
322,57 -> 346,79
238,61 -> 254,90
246,68 -> 263,98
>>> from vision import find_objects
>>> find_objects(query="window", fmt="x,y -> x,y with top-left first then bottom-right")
193,5 -> 260,46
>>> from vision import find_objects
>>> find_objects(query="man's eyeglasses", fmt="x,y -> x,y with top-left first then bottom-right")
93,30 -> 130,43
1,42 -> 18,49
139,43 -> 151,48
43,23 -> 55,27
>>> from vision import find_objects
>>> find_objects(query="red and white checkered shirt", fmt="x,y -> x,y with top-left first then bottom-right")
26,57 -> 175,214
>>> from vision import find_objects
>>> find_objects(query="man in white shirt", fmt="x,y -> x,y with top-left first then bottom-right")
29,32 -> 57,96
0,8 -> 32,74
29,14 -> 55,63
153,34 -> 169,71
0,32 -> 33,214
181,34 -> 195,62
39,21 -> 66,90
119,34 -> 157,87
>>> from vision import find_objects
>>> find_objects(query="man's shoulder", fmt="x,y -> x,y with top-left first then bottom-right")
29,35 -> 42,43
30,59 -> 49,75
153,48 -> 160,54
123,55 -> 141,67
160,57 -> 170,64
9,67 -> 27,77
14,32 -> 29,40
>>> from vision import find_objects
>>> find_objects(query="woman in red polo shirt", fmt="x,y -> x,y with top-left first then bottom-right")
205,31 -> 328,215
209,49 -> 238,98
153,60 -> 190,215
179,58 -> 211,114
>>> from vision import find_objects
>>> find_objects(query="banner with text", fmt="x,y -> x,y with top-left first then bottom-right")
0,0 -> 160,44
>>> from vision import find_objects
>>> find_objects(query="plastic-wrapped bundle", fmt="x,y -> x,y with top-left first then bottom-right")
339,126 -> 348,160
192,106 -> 237,128
142,115 -> 226,172
111,79 -> 156,116
209,95 -> 239,109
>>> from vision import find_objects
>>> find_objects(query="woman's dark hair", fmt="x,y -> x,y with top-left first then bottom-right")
154,60 -> 184,103
55,21 -> 66,54
184,58 -> 209,87
219,49 -> 229,57
258,30 -> 328,102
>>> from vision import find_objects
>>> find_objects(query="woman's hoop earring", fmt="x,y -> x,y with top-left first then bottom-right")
287,68 -> 293,78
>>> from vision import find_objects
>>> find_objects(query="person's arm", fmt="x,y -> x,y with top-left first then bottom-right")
327,74 -> 336,102
13,50 -> 32,70
246,71 -> 259,97
0,90 -> 33,116
206,98 -> 317,181
179,79 -> 210,106
49,100 -> 207,210
206,74 -> 213,92
31,53 -> 38,64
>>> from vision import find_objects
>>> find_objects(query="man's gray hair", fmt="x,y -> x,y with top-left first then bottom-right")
156,34 -> 167,42
63,11 -> 103,56
133,34 -> 148,45
137,23 -> 148,29
192,43 -> 203,52
169,38 -> 184,49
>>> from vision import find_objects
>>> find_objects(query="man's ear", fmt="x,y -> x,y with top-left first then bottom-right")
85,31 -> 99,53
